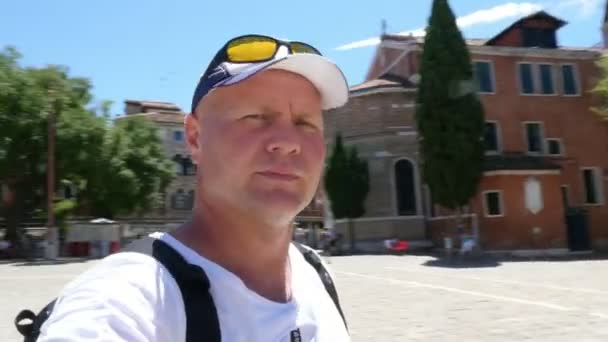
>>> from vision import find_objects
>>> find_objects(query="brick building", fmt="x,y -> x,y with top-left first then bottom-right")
115,100 -> 196,219
324,75 -> 428,250
326,10 -> 608,252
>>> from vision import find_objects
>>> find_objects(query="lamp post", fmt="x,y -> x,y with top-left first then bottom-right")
45,91 -> 58,260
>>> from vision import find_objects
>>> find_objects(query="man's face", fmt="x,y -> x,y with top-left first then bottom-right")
186,69 -> 325,225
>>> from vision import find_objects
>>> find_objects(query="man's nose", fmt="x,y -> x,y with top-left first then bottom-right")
265,124 -> 301,156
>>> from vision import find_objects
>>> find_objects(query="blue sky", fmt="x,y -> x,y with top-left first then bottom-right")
1,0 -> 605,115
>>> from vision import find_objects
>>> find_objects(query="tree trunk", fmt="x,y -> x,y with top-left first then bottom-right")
348,218 -> 356,254
3,181 -> 26,257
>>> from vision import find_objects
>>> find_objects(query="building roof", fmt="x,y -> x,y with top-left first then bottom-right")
380,32 -> 601,55
115,112 -> 186,124
124,100 -> 182,111
381,33 -> 420,42
350,74 -> 416,94
381,33 -> 487,47
485,11 -> 567,46
483,153 -> 562,172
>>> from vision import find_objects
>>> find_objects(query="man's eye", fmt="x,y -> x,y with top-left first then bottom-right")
244,114 -> 264,120
297,120 -> 318,130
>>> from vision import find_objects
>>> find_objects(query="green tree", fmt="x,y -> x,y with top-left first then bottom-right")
83,117 -> 174,218
324,134 -> 370,253
0,47 -> 91,246
415,0 -> 485,235
0,47 -> 174,249
592,56 -> 608,122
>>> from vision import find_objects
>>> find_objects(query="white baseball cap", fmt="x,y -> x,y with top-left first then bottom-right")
191,35 -> 349,113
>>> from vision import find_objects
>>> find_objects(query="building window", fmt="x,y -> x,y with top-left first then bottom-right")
522,28 -> 557,48
172,189 -> 188,209
484,121 -> 500,153
561,65 -> 579,95
173,155 -> 196,176
394,159 -> 417,216
539,64 -> 555,95
187,190 -> 195,209
173,130 -> 184,142
519,63 -> 567,96
546,138 -> 563,156
474,61 -> 494,93
582,168 -> 605,205
182,157 -> 196,176
519,63 -> 535,94
524,122 -> 544,154
483,191 -> 504,217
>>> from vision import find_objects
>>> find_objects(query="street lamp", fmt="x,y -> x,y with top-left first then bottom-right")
45,90 -> 58,260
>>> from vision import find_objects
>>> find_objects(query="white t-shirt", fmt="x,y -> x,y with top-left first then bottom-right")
39,232 -> 350,342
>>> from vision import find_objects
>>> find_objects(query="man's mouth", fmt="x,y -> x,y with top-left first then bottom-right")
256,170 -> 300,181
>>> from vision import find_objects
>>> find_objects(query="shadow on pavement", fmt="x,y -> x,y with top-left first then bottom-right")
1,258 -> 91,267
420,252 -> 608,269
496,253 -> 608,263
422,255 -> 502,269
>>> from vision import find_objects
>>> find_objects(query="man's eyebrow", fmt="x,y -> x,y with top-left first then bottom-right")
288,102 -> 321,117
258,105 -> 282,116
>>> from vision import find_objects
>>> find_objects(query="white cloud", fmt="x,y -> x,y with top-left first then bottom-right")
455,3 -> 543,28
335,2 -> 543,51
334,0 -> 605,51
335,37 -> 383,51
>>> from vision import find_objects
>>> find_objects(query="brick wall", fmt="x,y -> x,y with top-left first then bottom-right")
473,174 -> 567,250
325,91 -> 417,140
324,89 -> 427,245
475,53 -> 608,249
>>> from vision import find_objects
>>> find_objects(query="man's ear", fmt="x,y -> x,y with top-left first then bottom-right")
185,113 -> 201,164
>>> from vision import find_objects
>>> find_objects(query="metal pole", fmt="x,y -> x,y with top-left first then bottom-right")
472,213 -> 480,248
46,96 -> 57,260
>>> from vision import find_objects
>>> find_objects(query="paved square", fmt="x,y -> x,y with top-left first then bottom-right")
2,255 -> 608,341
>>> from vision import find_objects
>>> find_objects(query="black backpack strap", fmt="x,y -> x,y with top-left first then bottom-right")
293,242 -> 348,330
124,237 -> 221,342
14,299 -> 56,342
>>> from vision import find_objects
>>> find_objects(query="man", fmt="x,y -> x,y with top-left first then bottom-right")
38,34 -> 350,341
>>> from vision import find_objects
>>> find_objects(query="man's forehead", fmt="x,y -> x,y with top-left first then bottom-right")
196,70 -> 322,114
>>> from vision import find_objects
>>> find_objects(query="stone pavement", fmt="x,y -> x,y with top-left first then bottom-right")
331,254 -> 608,341
2,255 -> 608,341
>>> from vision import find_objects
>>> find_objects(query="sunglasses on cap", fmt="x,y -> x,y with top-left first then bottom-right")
219,34 -> 322,64
191,34 -> 347,114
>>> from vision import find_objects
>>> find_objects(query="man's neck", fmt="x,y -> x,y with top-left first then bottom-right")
170,204 -> 293,303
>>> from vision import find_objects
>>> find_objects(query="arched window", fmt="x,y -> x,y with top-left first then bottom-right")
395,159 -> 417,216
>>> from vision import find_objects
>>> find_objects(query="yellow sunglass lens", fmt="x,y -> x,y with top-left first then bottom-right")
291,42 -> 318,54
227,37 -> 277,62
